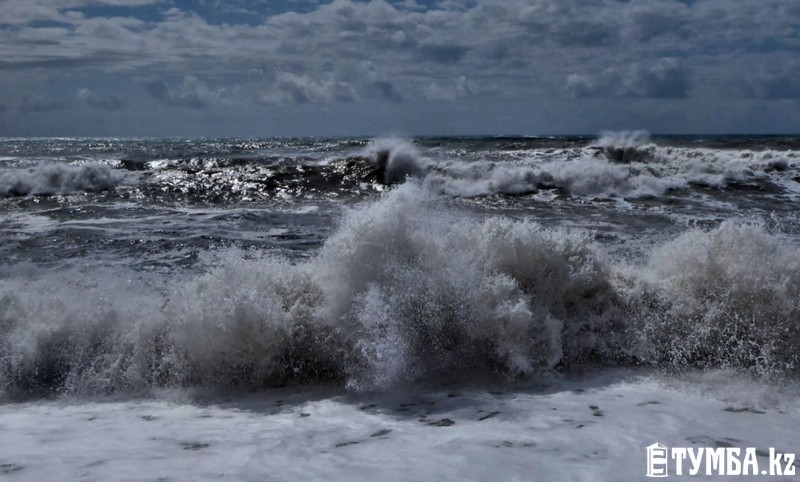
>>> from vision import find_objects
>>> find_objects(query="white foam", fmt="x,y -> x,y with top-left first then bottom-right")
0,163 -> 123,198
1,372 -> 799,481
362,138 -> 425,184
0,184 -> 619,397
360,135 -> 800,199
1,185 -> 798,398
622,220 -> 800,373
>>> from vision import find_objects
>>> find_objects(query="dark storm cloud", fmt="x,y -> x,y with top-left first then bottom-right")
143,78 -> 172,102
141,76 -> 218,109
628,59 -> 692,98
372,80 -> 404,102
742,65 -> 800,99
18,92 -> 69,113
77,88 -> 128,110
629,9 -> 690,42
550,20 -> 618,47
1,0 -> 800,134
418,43 -> 469,64
3,0 -> 798,86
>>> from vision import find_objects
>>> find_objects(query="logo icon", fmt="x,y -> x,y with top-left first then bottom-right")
647,442 -> 669,477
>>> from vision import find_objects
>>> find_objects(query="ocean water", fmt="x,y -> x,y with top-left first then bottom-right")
2,132 -> 800,480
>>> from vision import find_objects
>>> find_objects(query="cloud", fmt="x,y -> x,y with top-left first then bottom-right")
424,77 -> 470,101
269,72 -> 356,104
18,92 -> 68,113
372,80 -> 404,102
565,59 -> 692,99
627,58 -> 692,98
418,43 -> 469,64
0,0 -> 163,25
565,73 -> 604,98
422,75 -> 499,101
143,78 -> 171,102
742,64 -> 800,99
550,20 -> 618,47
142,76 -> 219,109
2,0 -> 800,135
77,88 -> 128,110
260,66 -> 404,105
99,0 -> 163,5
1,0 -> 796,104
357,61 -> 403,102
625,1 -> 691,42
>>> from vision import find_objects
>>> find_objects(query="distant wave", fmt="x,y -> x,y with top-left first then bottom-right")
50,133 -> 789,202
0,164 -> 122,198
2,184 -> 799,399
594,130 -> 652,163
356,134 -> 799,199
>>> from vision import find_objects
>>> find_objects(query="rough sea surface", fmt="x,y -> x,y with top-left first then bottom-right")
2,132 -> 800,480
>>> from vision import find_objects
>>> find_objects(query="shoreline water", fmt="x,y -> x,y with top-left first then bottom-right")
1,134 -> 799,479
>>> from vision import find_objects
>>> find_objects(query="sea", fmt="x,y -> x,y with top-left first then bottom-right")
1,132 -> 800,480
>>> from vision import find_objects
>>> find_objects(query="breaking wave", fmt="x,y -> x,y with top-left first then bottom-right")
31,134 -> 792,203
0,163 -> 122,198
623,221 -> 800,374
1,135 -> 798,203
358,134 -> 800,199
1,184 -> 799,399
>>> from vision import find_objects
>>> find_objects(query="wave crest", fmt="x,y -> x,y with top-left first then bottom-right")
362,138 -> 425,184
1,185 -> 799,399
356,134 -> 799,199
0,185 -> 622,397
0,164 -> 122,198
626,221 -> 800,373
595,130 -> 654,163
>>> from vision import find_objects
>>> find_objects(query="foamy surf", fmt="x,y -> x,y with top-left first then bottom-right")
2,183 -> 799,400
363,135 -> 800,199
2,135 -> 800,482
2,371 -> 800,481
0,164 -> 123,198
2,134 -> 798,206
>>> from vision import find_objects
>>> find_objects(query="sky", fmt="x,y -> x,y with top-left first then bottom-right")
1,0 -> 799,137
